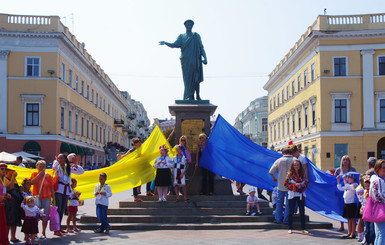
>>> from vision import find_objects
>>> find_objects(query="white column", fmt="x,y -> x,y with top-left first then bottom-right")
361,49 -> 375,129
0,50 -> 10,134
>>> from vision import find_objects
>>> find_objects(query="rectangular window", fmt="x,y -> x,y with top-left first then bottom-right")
292,115 -> 295,133
100,127 -> 102,143
68,69 -> 73,87
91,123 -> 94,140
87,85 -> 90,100
312,103 -> 316,125
282,120 -> 285,138
334,57 -> 347,76
303,69 -> 308,88
335,99 -> 347,123
86,120 -> 89,138
100,96 -> 102,109
297,75 -> 301,92
277,93 -> 280,107
26,57 -> 40,77
68,110 -> 72,132
81,117 -> 84,136
61,63 -> 66,82
75,114 -> 79,134
311,63 -> 315,82
75,75 -> 79,92
381,99 -> 385,122
262,118 -> 268,132
273,96 -> 276,109
103,99 -> 106,111
96,125 -> 98,142
108,104 -> 110,115
270,99 -> 272,111
103,129 -> 106,144
91,89 -> 94,103
96,92 -> 99,106
61,107 -> 65,129
26,103 -> 39,126
298,111 -> 301,130
304,107 -> 308,128
81,81 -> 85,96
281,89 -> 284,102
286,85 -> 289,99
291,81 -> 295,96
287,118 -> 290,135
379,57 -> 385,75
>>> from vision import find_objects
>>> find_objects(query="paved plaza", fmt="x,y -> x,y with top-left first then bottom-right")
14,187 -> 356,245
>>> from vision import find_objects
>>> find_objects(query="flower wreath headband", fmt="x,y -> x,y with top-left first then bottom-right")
159,145 -> 168,153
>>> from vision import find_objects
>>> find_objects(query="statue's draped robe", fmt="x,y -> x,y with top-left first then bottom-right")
172,32 -> 204,100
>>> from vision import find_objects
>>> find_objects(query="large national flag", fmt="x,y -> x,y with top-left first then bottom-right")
199,115 -> 346,222
8,124 -> 174,200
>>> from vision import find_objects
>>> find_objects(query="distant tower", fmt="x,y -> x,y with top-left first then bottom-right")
324,8 -> 327,15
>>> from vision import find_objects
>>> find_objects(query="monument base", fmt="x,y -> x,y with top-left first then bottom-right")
169,103 -> 233,195
175,100 -> 210,105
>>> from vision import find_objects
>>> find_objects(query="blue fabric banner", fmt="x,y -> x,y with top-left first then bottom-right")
199,114 -> 346,222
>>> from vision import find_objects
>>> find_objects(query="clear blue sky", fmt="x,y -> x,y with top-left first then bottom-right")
2,0 -> 384,124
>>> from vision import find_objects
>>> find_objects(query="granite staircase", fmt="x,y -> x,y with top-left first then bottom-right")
75,195 -> 333,230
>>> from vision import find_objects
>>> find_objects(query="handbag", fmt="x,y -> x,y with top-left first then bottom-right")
362,196 -> 385,223
35,173 -> 46,207
49,206 -> 60,231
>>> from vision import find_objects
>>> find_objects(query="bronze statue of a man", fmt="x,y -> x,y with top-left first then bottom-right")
159,20 -> 207,101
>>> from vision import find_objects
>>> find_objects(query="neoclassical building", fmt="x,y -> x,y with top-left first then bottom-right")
263,13 -> 385,172
0,14 -> 150,164
234,96 -> 268,147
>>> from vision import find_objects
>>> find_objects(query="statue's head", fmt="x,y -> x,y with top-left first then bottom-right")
184,19 -> 194,31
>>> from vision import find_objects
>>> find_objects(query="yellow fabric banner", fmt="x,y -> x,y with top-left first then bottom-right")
8,125 -> 175,200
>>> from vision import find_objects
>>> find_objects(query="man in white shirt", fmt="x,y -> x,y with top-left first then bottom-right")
16,156 -> 25,168
269,147 -> 294,224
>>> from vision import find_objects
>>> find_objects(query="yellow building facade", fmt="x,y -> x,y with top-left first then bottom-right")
263,14 -> 385,173
0,14 -> 149,164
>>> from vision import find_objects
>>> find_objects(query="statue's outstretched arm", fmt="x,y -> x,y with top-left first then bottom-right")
158,41 -> 178,48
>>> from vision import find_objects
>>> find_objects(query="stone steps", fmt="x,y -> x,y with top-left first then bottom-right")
119,200 -> 270,208
78,195 -> 333,230
107,207 -> 272,215
71,221 -> 333,230
80,214 -> 310,223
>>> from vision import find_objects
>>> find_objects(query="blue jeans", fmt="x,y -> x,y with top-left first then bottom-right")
275,190 -> 289,223
365,221 -> 375,244
288,197 -> 305,230
55,192 -> 69,224
375,221 -> 385,245
96,204 -> 110,230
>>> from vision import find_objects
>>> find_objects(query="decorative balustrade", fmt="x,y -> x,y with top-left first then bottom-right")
371,14 -> 385,23
267,13 -> 385,80
8,15 -> 51,25
327,16 -> 362,25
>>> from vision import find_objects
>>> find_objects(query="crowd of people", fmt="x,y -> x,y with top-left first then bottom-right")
266,143 -> 385,245
0,153 -> 97,244
2,132 -> 385,244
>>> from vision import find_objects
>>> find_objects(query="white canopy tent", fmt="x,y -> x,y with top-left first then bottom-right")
0,151 -> 36,164
12,151 -> 44,160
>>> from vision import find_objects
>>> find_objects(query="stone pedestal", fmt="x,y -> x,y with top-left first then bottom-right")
169,102 -> 233,195
169,102 -> 217,141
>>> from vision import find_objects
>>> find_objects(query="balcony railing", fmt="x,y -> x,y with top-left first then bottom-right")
114,119 -> 124,127
137,120 -> 145,128
127,112 -> 136,120
128,131 -> 137,139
